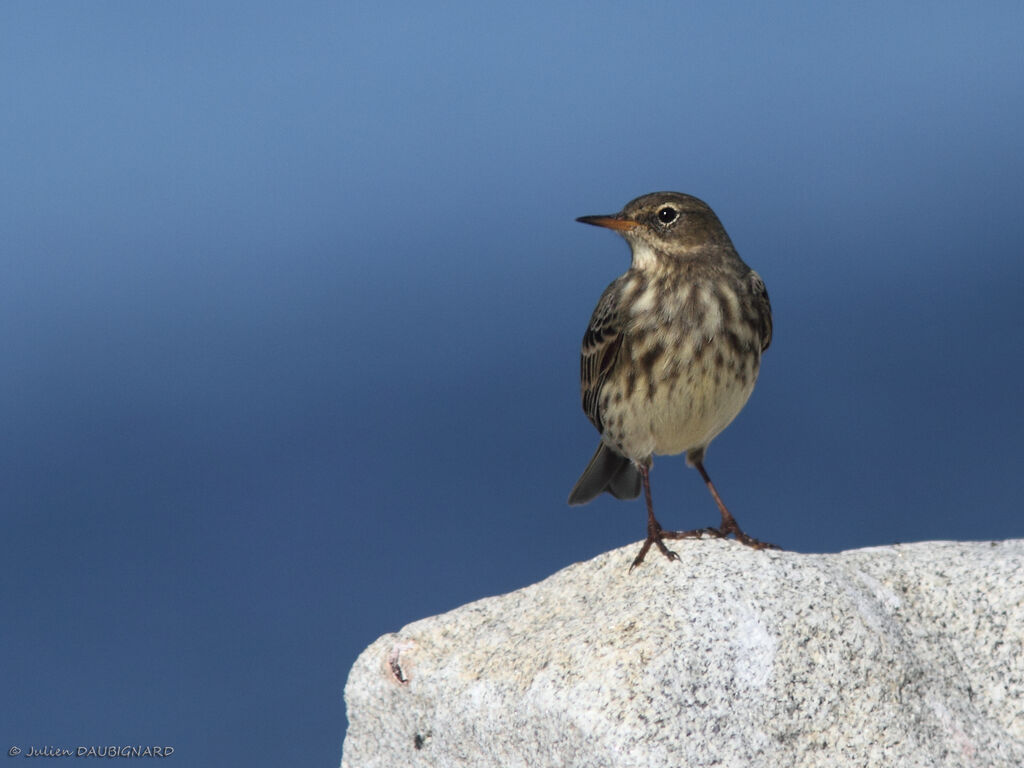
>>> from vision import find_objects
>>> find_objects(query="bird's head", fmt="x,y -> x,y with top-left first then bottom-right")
577,191 -> 732,268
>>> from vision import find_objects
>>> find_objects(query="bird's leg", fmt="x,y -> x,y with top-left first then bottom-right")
631,462 -> 726,568
630,464 -> 682,570
694,461 -> 779,550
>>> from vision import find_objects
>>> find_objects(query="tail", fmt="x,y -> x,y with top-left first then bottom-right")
568,443 -> 641,505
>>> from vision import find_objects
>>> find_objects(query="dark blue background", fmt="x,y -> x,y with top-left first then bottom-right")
3,2 -> 1022,766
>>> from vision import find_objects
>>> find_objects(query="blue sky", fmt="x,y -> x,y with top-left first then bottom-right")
3,2 -> 1023,766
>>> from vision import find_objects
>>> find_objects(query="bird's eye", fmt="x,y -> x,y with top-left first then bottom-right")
657,206 -> 679,225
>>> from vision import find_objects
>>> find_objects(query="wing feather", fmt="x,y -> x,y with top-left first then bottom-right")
580,280 -> 625,433
749,270 -> 773,353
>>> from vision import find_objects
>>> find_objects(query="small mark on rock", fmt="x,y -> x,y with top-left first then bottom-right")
413,731 -> 432,750
387,640 -> 416,685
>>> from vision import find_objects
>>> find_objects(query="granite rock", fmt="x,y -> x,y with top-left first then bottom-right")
341,540 -> 1024,767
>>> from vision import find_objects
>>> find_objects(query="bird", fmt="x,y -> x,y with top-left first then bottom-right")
567,191 -> 774,569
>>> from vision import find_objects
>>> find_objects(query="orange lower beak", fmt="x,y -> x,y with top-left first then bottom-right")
576,215 -> 639,232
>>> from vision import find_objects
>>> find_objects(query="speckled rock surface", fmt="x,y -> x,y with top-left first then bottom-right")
341,540 -> 1024,768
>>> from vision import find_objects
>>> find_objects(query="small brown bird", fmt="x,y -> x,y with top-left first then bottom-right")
568,192 -> 774,569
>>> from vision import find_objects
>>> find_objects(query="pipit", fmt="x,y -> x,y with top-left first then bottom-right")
568,192 -> 774,569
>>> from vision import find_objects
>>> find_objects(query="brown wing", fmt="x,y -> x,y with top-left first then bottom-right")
749,270 -> 773,353
580,279 -> 625,434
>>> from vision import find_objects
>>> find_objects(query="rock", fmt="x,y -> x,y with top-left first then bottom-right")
340,540 -> 1024,767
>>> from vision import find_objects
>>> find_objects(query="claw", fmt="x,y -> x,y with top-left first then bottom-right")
715,515 -> 780,550
630,515 -> 681,570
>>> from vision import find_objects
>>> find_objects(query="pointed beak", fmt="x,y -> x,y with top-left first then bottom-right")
575,214 -> 639,232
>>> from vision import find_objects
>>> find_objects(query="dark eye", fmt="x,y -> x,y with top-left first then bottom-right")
657,206 -> 678,225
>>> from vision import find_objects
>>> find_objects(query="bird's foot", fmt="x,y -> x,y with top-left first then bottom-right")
715,515 -> 781,550
630,524 -> 717,571
693,460 -> 782,550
